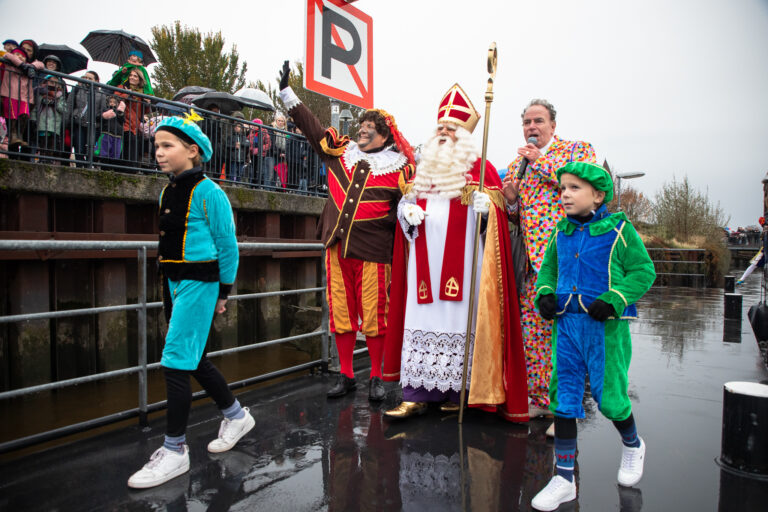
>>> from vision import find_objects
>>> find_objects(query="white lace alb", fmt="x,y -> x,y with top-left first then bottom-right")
400,329 -> 474,392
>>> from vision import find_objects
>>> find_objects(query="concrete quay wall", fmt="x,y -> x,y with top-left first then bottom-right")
0,160 -> 327,391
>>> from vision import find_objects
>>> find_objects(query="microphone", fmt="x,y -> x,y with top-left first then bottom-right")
515,136 -> 539,180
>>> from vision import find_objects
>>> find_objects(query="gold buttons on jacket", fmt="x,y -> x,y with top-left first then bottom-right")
160,231 -> 166,236
345,213 -> 349,218
572,285 -> 577,291
340,228 -> 345,233
349,198 -> 354,203
575,253 -> 579,258
164,209 -> 170,214
354,184 -> 360,189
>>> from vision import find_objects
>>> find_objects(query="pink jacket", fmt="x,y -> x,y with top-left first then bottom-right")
0,52 -> 44,104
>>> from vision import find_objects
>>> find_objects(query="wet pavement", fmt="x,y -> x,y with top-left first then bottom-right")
1,276 -> 767,512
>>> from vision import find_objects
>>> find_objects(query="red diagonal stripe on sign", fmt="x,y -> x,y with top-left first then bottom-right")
314,0 -> 367,98
331,24 -> 367,97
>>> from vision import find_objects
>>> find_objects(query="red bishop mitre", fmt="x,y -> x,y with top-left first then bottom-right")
437,83 -> 480,134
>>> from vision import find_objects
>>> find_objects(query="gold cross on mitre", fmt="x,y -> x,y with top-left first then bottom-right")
418,280 -> 429,300
444,277 -> 460,297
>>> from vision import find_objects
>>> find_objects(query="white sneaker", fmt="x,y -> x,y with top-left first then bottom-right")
127,445 -> 190,489
207,407 -> 255,453
618,437 -> 646,486
531,475 -> 577,511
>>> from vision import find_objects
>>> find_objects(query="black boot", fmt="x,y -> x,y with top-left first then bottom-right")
327,374 -> 357,398
368,377 -> 385,401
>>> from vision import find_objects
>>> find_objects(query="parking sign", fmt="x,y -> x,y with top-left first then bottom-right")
305,0 -> 373,108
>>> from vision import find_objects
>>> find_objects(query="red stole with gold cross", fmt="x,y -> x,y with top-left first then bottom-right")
413,197 -> 468,304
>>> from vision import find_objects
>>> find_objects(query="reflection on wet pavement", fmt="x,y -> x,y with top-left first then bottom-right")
1,275 -> 767,511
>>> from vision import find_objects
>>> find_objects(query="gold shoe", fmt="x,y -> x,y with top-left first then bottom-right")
439,402 -> 460,413
384,401 -> 428,419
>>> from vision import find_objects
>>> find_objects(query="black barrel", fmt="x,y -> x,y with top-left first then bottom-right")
724,293 -> 742,320
719,381 -> 768,478
724,275 -> 735,293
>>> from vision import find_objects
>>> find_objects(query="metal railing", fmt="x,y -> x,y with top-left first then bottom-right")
0,239 -> 332,454
0,68 -> 328,195
647,247 -> 707,284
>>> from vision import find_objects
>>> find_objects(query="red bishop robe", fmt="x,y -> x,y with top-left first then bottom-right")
384,158 -> 529,422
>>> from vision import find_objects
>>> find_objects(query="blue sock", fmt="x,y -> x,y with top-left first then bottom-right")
222,399 -> 245,420
614,415 -> 641,448
554,437 -> 577,482
164,434 -> 186,453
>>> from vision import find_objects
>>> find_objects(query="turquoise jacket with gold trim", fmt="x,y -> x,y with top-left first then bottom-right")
534,206 -> 655,319
158,168 -> 238,296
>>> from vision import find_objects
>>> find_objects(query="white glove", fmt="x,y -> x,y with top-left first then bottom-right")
402,203 -> 426,226
473,191 -> 491,215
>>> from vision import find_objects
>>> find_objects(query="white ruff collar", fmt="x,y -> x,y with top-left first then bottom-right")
343,142 -> 407,176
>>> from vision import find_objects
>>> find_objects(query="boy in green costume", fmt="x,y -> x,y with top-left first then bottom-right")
530,161 -> 656,511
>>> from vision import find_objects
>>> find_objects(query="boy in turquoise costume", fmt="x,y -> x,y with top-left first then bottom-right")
530,161 -> 656,511
128,111 -> 254,489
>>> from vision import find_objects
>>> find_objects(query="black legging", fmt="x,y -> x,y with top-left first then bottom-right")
554,413 -> 636,440
163,356 -> 235,437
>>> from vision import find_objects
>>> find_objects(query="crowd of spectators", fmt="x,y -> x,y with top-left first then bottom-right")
726,226 -> 762,246
0,38 -> 324,193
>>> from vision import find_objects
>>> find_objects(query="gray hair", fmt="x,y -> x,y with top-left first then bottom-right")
521,99 -> 556,122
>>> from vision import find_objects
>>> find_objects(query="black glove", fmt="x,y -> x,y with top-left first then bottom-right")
279,60 -> 290,90
587,299 -> 615,322
538,294 -> 557,320
22,63 -> 36,79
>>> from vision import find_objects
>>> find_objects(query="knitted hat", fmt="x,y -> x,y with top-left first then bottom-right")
3,39 -> 19,47
556,161 -> 614,203
155,110 -> 213,162
19,39 -> 38,60
43,55 -> 62,69
128,50 -> 143,60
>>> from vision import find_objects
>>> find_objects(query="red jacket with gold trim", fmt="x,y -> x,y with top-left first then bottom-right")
289,103 -> 414,263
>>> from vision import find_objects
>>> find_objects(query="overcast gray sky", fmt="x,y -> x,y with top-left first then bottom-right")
8,0 -> 767,227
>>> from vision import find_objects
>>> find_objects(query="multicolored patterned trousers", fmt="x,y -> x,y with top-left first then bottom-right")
519,273 -> 554,408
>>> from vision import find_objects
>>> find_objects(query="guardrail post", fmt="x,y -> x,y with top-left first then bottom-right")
137,246 -> 149,427
87,81 -> 96,168
320,248 -> 330,373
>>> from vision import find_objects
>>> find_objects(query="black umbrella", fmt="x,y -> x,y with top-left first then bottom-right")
172,86 -> 215,105
80,29 -> 156,66
191,91 -> 253,115
38,44 -> 89,74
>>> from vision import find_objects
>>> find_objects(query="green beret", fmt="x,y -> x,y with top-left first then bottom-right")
556,161 -> 614,203
156,111 -> 213,162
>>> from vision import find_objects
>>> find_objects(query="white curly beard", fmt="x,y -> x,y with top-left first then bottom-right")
412,126 -> 479,200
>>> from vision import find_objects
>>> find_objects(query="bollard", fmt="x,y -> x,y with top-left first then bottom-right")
718,381 -> 768,479
718,467 -> 768,511
724,275 -> 735,293
722,318 -> 742,343
724,293 -> 742,320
